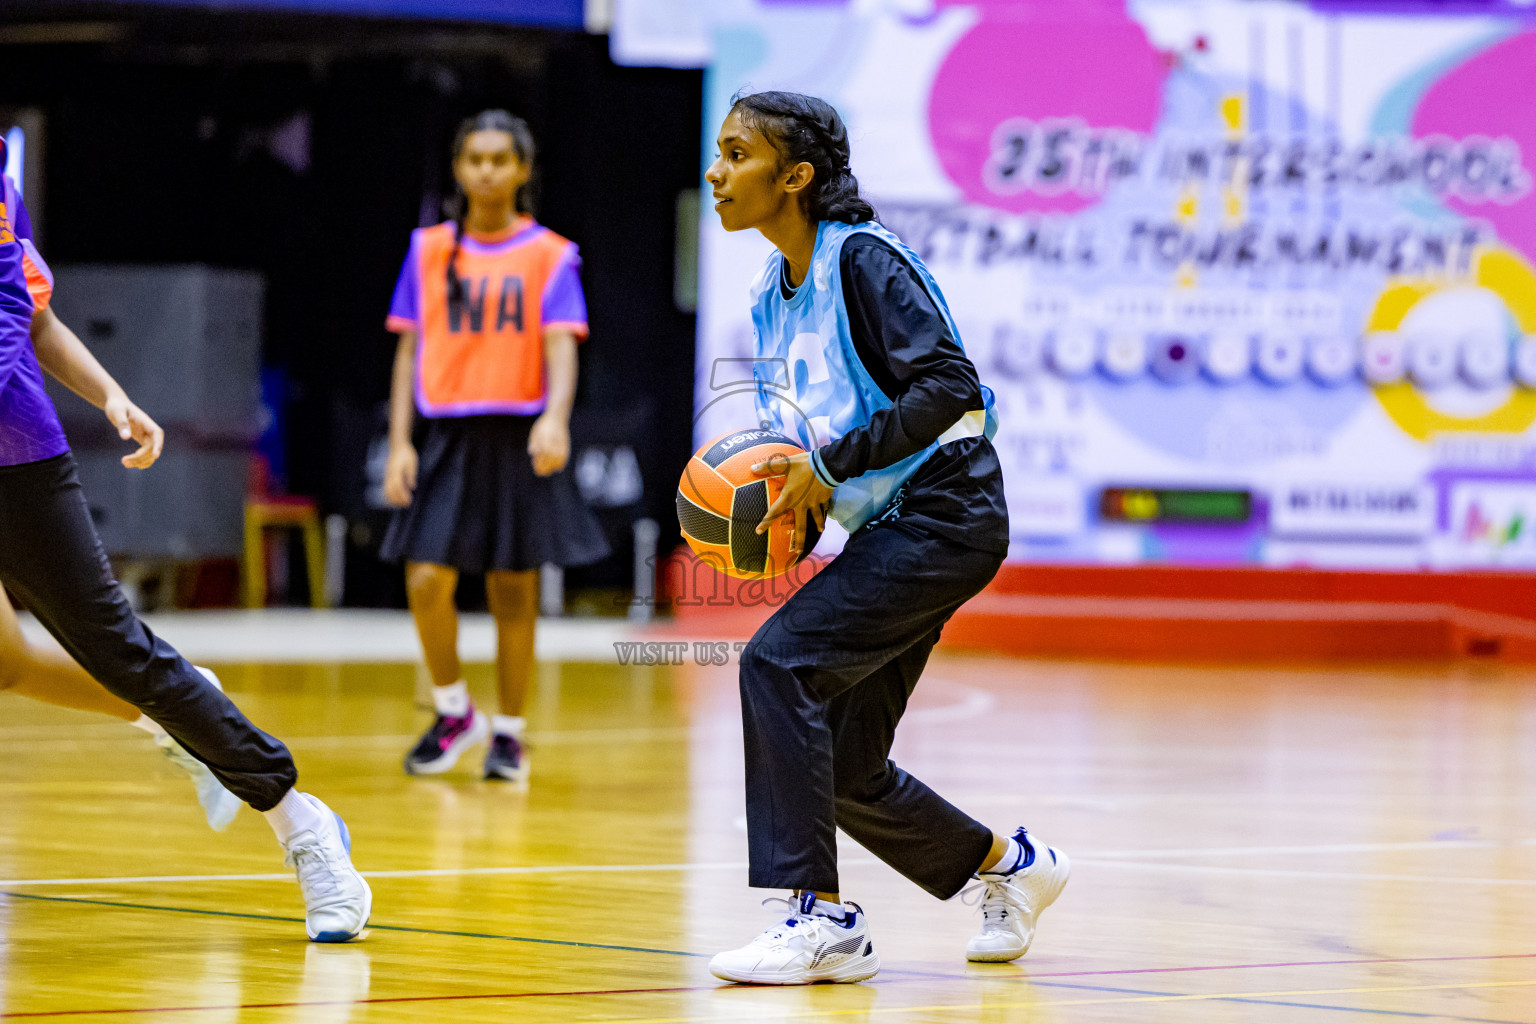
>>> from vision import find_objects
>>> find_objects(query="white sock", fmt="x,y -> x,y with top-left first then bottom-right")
491,714 -> 525,738
811,898 -> 847,921
983,836 -> 1029,876
263,789 -> 327,845
432,680 -> 471,717
129,714 -> 168,740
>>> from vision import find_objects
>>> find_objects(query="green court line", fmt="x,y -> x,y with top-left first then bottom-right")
1,891 -> 707,958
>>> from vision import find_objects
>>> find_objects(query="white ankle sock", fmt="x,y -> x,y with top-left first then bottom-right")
491,714 -> 525,738
129,714 -> 167,740
432,681 -> 471,717
811,898 -> 847,921
984,836 -> 1030,876
263,789 -> 326,845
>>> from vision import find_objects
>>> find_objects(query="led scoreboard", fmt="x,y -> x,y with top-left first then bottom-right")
1100,489 -> 1252,526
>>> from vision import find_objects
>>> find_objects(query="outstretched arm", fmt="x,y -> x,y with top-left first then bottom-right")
29,305 -> 163,469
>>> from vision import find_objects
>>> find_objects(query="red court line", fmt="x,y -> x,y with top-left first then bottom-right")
873,950 -> 1536,985
1024,951 -> 1536,979
8,952 -> 1535,1019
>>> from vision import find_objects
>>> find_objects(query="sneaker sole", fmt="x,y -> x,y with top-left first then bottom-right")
405,713 -> 490,776
710,952 -> 880,985
310,879 -> 372,943
966,847 -> 1072,964
307,810 -> 373,943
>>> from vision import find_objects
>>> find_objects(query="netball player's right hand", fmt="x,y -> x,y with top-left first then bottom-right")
383,444 -> 418,507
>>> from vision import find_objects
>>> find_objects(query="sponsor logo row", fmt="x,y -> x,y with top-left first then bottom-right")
994,328 -> 1536,389
1012,477 -> 1536,552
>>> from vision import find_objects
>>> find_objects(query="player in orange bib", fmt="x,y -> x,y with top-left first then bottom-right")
382,109 -> 608,782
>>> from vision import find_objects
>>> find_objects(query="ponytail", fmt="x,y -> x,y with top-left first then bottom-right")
445,192 -> 469,311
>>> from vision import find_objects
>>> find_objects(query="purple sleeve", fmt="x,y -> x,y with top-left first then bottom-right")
541,246 -> 588,334
12,189 -> 33,244
385,234 -> 419,333
0,177 -> 28,394
4,177 -> 51,312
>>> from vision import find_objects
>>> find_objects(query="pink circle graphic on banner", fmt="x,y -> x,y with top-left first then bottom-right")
1411,31 -> 1536,264
928,0 -> 1166,215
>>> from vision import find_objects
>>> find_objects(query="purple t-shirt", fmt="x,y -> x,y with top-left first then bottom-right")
0,148 -> 68,467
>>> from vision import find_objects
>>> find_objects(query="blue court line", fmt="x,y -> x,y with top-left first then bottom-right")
8,892 -> 1530,1022
0,891 -> 707,958
1029,979 -> 1536,1024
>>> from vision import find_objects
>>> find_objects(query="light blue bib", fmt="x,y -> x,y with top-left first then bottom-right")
749,220 -> 997,533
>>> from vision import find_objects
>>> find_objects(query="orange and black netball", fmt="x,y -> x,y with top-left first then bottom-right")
676,429 -> 821,579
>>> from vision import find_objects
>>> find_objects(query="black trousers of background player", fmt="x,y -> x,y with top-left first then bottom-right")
0,453 -> 297,810
739,517 -> 1003,900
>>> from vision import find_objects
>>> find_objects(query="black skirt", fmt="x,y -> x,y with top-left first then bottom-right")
381,415 -> 610,573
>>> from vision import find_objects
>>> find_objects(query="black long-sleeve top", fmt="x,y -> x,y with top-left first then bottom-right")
780,233 -> 1009,554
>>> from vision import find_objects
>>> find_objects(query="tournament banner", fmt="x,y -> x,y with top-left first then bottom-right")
690,0 -> 1536,571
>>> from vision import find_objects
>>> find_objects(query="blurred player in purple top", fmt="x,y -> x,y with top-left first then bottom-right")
0,138 -> 371,942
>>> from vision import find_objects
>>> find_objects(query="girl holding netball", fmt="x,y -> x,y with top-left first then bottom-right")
383,110 -> 607,782
703,91 -> 1069,984
0,136 -> 369,941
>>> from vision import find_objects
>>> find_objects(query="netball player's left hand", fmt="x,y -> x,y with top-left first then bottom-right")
528,413 -> 571,477
104,393 -> 164,470
752,451 -> 833,558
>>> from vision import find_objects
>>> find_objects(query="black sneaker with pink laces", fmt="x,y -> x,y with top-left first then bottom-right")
403,707 -> 489,776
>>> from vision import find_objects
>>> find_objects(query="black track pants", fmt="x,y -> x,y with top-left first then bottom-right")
739,519 -> 1002,900
0,453 -> 297,810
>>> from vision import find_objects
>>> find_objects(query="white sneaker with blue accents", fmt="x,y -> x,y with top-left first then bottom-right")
156,733 -> 242,831
153,667 -> 242,831
282,794 -> 372,942
709,893 -> 879,985
963,828 -> 1070,962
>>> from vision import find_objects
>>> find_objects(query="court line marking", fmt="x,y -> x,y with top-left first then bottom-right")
9,884 -> 1533,988
4,892 -> 1534,1022
882,971 -> 1536,1023
6,843 -> 1535,889
0,892 -> 707,958
1082,839 -> 1518,858
531,979 -> 1536,1024
887,950 -> 1536,982
0,985 -> 724,1019
1077,859 -> 1536,886
7,970 -> 1534,1023
0,859 -> 791,888
1026,979 -> 1531,1024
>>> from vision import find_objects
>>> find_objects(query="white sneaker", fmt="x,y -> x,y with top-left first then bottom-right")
282,794 -> 372,943
709,893 -> 880,985
157,735 -> 242,831
153,666 -> 241,831
963,829 -> 1070,962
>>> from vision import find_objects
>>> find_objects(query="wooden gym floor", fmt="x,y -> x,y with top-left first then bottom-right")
2,631 -> 1535,1022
